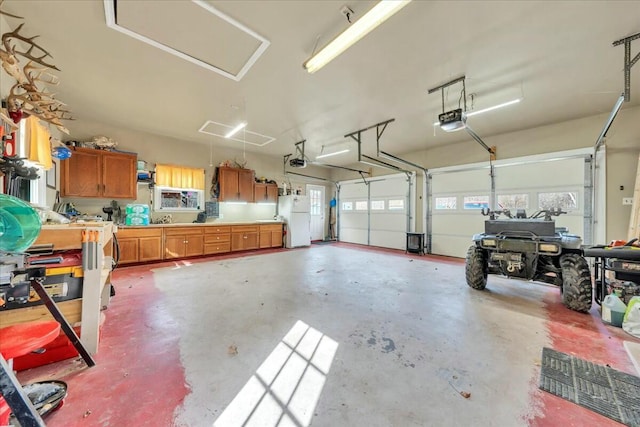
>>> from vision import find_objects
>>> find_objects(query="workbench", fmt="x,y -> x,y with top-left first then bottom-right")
0,222 -> 114,355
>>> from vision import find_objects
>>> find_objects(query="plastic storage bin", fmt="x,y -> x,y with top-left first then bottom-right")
126,204 -> 150,215
125,214 -> 150,226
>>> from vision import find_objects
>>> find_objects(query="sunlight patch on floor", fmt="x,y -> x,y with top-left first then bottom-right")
214,320 -> 338,427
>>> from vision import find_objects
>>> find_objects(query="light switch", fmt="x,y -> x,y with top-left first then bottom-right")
623,197 -> 633,205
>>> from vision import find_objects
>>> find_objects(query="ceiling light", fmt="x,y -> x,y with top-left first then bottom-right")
303,0 -> 412,74
225,122 -> 247,138
316,149 -> 350,159
432,98 -> 521,126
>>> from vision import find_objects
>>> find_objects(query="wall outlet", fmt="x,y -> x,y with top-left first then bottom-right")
623,197 -> 633,205
218,213 -> 223,219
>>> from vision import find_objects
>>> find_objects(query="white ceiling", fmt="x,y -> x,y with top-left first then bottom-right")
2,0 -> 640,165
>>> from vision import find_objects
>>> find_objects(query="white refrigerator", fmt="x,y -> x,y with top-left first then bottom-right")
278,195 -> 311,248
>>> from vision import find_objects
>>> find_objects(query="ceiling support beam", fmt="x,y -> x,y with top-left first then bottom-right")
465,125 -> 496,159
427,75 -> 467,112
285,171 -> 330,182
594,93 -> 625,152
613,31 -> 640,101
344,119 -> 412,175
314,162 -> 370,174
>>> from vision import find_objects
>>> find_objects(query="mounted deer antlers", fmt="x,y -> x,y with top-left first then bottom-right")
0,1 -> 72,134
0,0 -> 22,19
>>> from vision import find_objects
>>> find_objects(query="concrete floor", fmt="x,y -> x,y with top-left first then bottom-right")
16,243 -> 638,426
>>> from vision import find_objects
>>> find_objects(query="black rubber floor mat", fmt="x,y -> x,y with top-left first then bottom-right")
539,347 -> 640,426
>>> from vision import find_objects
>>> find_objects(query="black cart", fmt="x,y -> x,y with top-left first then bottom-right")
583,242 -> 640,305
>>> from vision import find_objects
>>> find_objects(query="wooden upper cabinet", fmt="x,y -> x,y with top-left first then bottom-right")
102,151 -> 137,198
255,183 -> 279,203
218,167 -> 255,202
61,148 -> 101,197
61,147 -> 137,199
238,169 -> 255,202
266,184 -> 278,203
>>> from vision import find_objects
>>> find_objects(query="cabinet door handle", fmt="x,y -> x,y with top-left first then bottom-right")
243,235 -> 247,239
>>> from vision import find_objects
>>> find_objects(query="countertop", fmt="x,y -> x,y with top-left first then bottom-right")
115,220 -> 284,229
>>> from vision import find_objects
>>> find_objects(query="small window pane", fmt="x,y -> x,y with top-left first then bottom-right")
310,189 -> 322,215
342,202 -> 353,211
497,194 -> 528,209
371,200 -> 385,210
355,201 -> 368,210
388,199 -> 404,210
435,196 -> 457,210
538,192 -> 578,210
463,195 -> 489,210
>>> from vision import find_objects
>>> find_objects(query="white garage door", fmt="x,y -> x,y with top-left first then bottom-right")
430,150 -> 591,258
339,173 -> 415,250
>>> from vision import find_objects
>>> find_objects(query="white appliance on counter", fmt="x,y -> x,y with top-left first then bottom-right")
278,195 -> 311,248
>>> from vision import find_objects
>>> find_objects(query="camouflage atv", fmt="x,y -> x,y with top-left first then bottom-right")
465,208 -> 592,313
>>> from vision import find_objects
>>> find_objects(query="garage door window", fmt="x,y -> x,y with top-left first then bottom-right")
371,200 -> 385,210
388,199 -> 404,210
342,202 -> 353,211
463,195 -> 489,210
538,191 -> 578,210
498,194 -> 528,209
355,201 -> 368,210
435,196 -> 457,210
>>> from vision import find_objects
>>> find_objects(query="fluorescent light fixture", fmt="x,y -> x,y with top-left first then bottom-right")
225,201 -> 247,205
303,0 -> 411,74
225,122 -> 247,138
433,98 -> 522,126
316,149 -> 350,159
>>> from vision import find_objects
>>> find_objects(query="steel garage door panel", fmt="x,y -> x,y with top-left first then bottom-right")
431,169 -> 490,258
339,182 -> 368,245
369,177 -> 408,249
495,158 -> 584,236
430,157 -> 586,258
431,212 -> 487,257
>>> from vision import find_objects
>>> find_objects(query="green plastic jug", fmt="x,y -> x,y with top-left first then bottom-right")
0,194 -> 42,253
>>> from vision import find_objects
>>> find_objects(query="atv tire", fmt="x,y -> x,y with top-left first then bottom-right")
560,253 -> 592,313
465,245 -> 487,290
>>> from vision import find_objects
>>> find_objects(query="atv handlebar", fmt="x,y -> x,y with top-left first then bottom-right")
481,207 -> 567,221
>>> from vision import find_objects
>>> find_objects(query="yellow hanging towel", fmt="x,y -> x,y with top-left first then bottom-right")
27,116 -> 53,170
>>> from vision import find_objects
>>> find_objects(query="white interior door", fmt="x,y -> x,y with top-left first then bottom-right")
307,184 -> 325,241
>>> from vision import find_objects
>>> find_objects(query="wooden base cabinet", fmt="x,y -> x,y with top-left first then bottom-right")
231,225 -> 259,251
117,227 -> 163,265
164,227 -> 203,259
259,224 -> 283,248
204,226 -> 231,255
